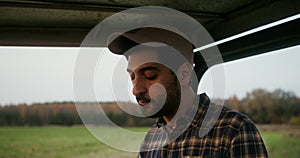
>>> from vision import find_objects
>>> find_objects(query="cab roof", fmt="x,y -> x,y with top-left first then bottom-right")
0,0 -> 299,62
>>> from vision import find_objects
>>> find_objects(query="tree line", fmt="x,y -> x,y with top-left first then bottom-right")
225,89 -> 300,125
0,102 -> 155,126
0,89 -> 299,126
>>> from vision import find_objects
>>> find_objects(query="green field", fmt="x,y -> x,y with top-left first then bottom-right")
261,131 -> 300,158
0,127 -> 139,158
0,127 -> 299,158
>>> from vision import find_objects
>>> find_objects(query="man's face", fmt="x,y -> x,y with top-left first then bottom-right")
127,49 -> 181,118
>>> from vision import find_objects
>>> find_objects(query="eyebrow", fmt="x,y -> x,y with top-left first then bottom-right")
127,66 -> 160,73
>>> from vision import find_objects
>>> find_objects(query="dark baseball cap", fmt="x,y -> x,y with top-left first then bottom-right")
107,27 -> 194,63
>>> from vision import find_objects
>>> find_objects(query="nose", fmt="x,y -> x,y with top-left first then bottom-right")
132,77 -> 147,96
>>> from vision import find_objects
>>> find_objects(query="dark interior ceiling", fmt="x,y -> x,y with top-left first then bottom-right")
0,0 -> 300,62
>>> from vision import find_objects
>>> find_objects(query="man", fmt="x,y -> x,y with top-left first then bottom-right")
108,27 -> 268,157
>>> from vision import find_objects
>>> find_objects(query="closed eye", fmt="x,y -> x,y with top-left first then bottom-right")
144,70 -> 158,80
130,73 -> 135,81
145,75 -> 157,80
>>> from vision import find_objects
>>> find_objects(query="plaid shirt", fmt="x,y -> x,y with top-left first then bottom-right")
138,94 -> 268,158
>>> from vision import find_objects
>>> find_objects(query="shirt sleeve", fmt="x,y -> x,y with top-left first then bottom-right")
230,121 -> 269,158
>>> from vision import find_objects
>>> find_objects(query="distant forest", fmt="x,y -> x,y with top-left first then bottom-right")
0,89 -> 299,126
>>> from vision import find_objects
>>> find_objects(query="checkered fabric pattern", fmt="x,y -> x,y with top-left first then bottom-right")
138,94 -> 268,158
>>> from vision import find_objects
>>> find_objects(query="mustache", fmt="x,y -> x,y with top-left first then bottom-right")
136,95 -> 151,102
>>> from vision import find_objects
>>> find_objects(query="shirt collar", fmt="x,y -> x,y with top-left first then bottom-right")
189,93 -> 210,128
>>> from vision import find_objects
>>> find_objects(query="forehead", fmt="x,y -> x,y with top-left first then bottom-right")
127,49 -> 162,72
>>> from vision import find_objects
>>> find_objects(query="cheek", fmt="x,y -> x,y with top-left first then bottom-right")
148,83 -> 167,102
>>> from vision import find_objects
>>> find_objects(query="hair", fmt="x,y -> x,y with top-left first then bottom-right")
193,51 -> 208,81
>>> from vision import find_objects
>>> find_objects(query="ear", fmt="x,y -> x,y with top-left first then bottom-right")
176,62 -> 192,86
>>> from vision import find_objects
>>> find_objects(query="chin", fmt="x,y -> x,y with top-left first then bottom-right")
141,107 -> 163,118
143,105 -> 172,118
146,112 -> 162,118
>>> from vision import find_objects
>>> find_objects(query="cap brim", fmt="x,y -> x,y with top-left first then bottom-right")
107,27 -> 194,63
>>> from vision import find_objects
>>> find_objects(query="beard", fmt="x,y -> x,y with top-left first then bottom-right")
137,75 -> 181,118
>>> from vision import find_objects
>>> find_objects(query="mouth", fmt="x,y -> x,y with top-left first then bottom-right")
138,100 -> 151,106
136,96 -> 151,106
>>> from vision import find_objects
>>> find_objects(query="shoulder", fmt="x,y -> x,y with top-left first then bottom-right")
218,108 -> 269,157
197,94 -> 258,132
218,105 -> 256,130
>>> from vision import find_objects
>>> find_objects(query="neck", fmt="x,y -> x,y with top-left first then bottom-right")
163,86 -> 196,124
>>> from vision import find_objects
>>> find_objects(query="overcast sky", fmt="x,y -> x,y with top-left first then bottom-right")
0,44 -> 299,105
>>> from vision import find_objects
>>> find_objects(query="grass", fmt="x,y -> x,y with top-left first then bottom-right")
0,126 -> 139,158
261,131 -> 300,158
0,126 -> 299,158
